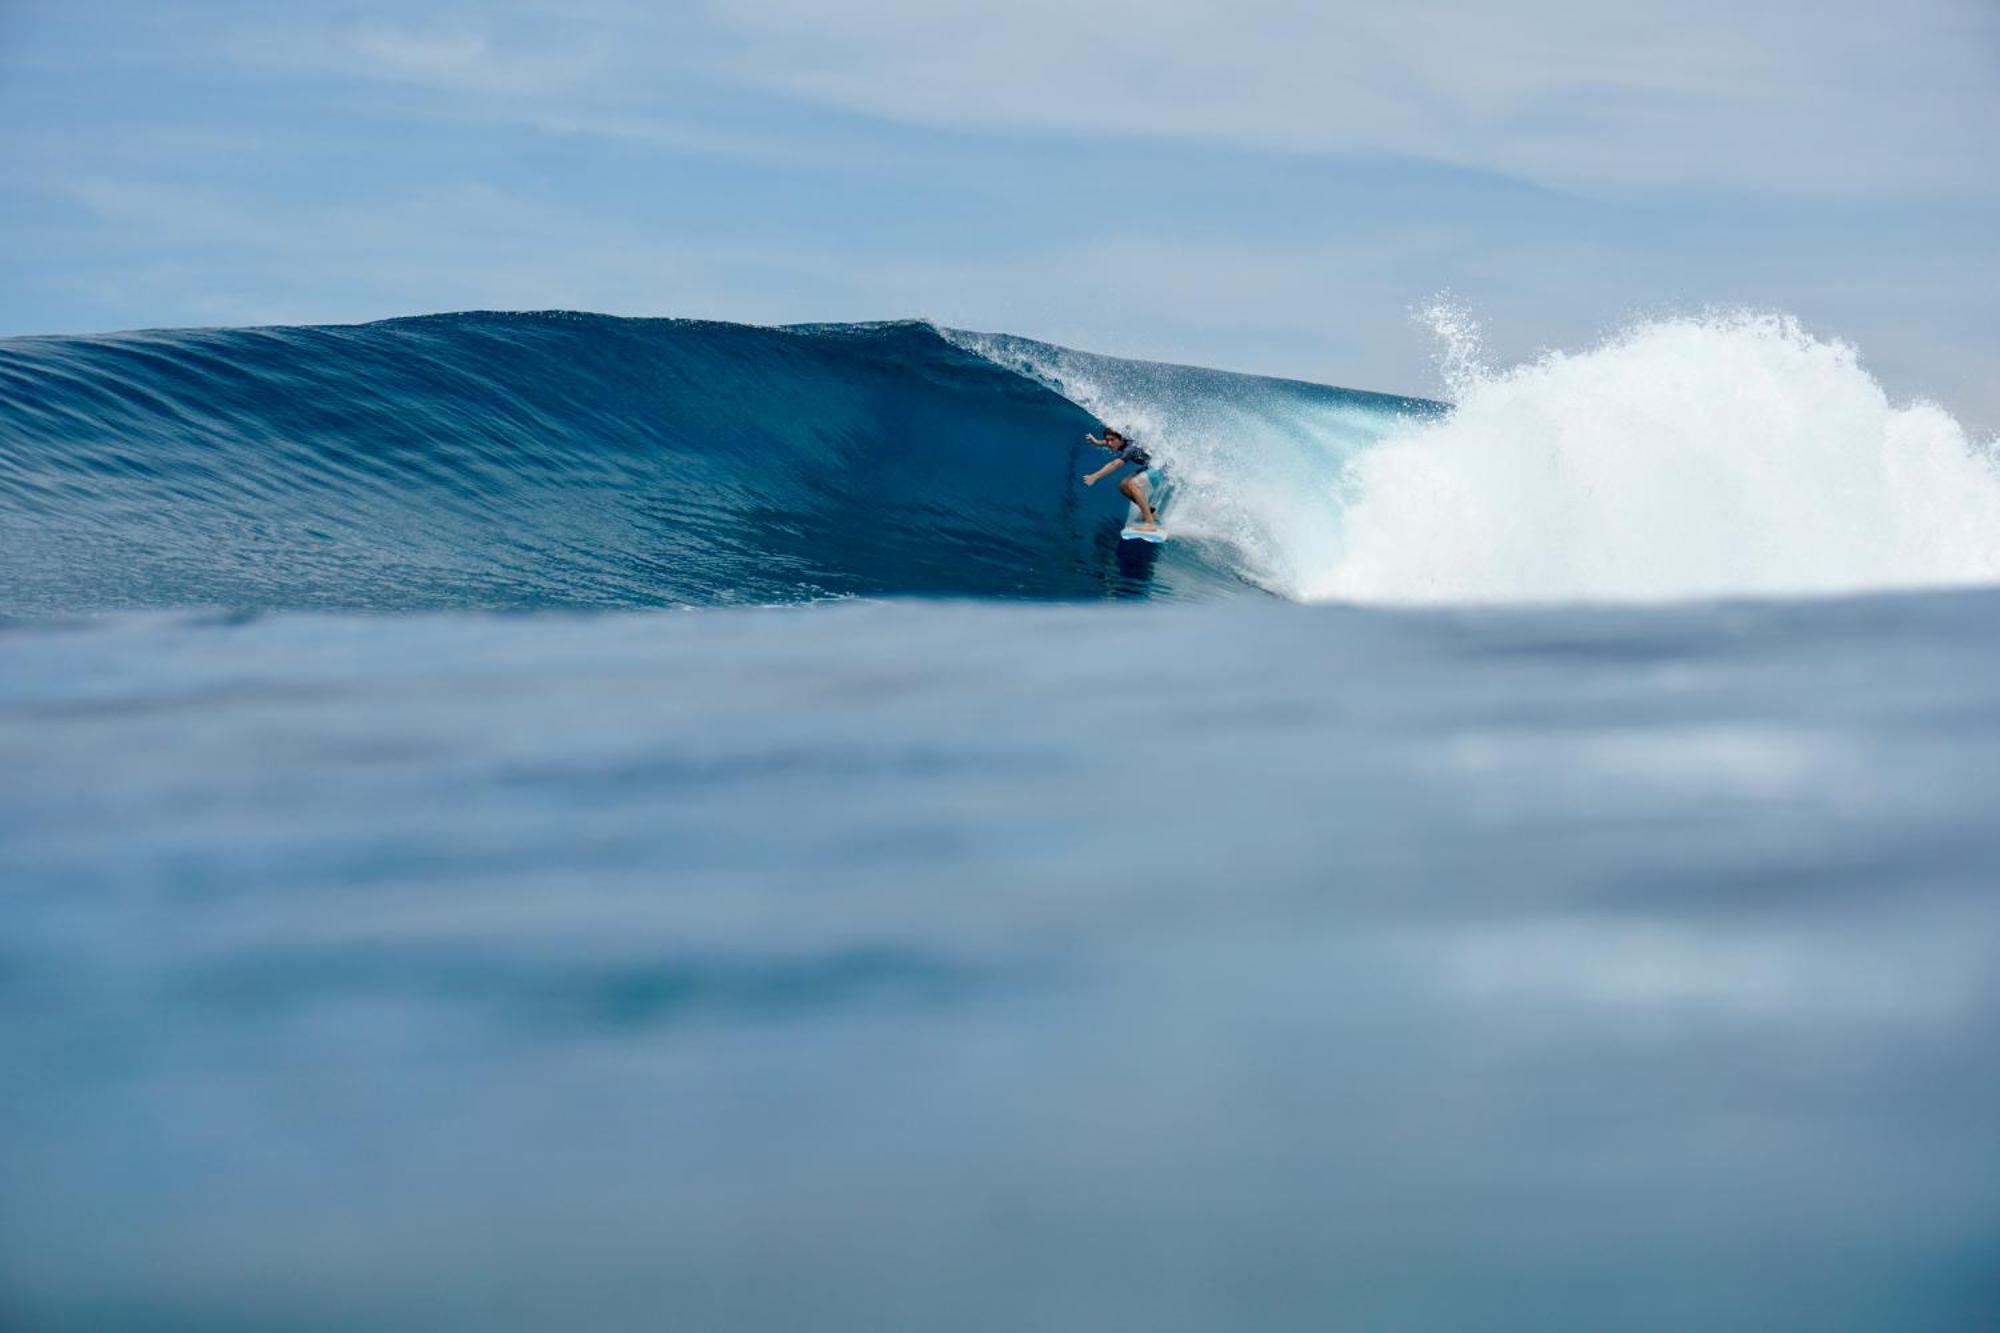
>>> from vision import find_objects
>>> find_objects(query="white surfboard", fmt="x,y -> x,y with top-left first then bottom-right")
1120,524 -> 1168,543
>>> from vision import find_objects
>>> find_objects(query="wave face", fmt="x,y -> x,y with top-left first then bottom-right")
1307,313 -> 2000,605
0,314 -> 1306,613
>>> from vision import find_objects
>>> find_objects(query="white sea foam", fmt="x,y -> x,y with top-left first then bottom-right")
1308,312 -> 2000,604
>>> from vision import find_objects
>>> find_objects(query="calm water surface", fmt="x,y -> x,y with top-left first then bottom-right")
3,594 -> 1998,1331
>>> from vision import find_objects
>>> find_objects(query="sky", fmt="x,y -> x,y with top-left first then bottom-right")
2,0 -> 1996,426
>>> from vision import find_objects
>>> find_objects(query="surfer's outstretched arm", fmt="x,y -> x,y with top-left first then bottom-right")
1082,458 -> 1125,486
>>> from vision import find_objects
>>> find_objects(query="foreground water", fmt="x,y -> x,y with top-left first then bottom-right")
4,593 -> 1997,1331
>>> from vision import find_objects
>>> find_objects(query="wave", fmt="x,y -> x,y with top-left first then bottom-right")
3,307 -> 1994,615
3,313 -> 1390,613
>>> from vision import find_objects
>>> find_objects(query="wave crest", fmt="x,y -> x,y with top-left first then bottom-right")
1306,312 -> 2000,604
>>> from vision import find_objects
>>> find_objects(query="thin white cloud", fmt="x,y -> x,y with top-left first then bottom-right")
215,8 -> 848,165
341,24 -> 561,94
225,10 -> 615,97
203,0 -> 2000,197
702,0 -> 1997,197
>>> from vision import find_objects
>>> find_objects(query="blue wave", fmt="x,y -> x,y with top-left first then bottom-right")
0,312 -> 1438,613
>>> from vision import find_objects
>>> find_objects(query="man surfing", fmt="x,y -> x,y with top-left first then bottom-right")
1081,428 -> 1161,531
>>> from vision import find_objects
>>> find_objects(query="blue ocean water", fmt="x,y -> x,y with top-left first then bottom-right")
0,314 -> 1431,612
3,313 -> 1998,1331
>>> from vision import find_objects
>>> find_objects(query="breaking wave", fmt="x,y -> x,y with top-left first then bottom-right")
2,307 -> 1992,614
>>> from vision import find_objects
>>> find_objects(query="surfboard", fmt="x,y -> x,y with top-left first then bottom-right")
1120,524 -> 1168,543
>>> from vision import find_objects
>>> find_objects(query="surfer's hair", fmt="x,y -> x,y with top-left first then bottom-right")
1103,427 -> 1125,442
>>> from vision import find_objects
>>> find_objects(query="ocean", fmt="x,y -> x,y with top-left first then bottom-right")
3,312 -> 1998,1330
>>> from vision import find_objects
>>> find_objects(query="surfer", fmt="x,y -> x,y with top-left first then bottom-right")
1082,428 -> 1161,528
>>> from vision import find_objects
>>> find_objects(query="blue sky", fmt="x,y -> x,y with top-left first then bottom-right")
2,0 -> 1995,426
